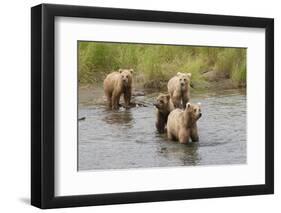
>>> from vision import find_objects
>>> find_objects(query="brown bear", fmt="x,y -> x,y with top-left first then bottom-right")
154,94 -> 175,133
103,69 -> 133,109
167,102 -> 202,144
167,72 -> 192,109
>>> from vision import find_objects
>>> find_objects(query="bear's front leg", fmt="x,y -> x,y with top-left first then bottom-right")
167,129 -> 173,140
178,128 -> 190,144
190,124 -> 199,142
156,112 -> 166,133
123,88 -> 131,108
172,95 -> 181,109
182,94 -> 190,109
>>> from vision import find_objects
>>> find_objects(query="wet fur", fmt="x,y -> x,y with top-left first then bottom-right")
103,69 -> 133,110
154,94 -> 174,133
167,103 -> 201,144
167,72 -> 191,109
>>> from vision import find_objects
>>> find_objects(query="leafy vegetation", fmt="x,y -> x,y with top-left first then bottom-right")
78,41 -> 246,88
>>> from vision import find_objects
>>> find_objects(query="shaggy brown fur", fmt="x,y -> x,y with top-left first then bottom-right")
154,94 -> 174,133
103,69 -> 133,109
167,102 -> 202,144
167,72 -> 191,109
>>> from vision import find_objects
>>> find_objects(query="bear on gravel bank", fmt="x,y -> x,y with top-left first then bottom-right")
167,72 -> 192,109
103,69 -> 133,110
154,94 -> 175,133
167,102 -> 202,144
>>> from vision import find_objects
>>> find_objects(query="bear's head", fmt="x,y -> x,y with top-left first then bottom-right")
119,69 -> 133,86
177,72 -> 191,90
185,102 -> 202,124
154,94 -> 171,113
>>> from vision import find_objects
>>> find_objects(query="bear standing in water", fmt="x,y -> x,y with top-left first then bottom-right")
167,72 -> 191,109
103,69 -> 133,110
167,102 -> 202,144
154,94 -> 175,133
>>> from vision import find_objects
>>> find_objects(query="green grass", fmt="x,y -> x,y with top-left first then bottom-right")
78,41 -> 247,88
214,48 -> 247,86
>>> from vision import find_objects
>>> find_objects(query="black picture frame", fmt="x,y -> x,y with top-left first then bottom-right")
31,3 -> 274,209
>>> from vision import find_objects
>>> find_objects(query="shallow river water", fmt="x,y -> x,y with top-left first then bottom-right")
78,88 -> 246,171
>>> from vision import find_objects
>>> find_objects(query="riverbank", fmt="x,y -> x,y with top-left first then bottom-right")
79,81 -> 246,107
79,68 -> 246,96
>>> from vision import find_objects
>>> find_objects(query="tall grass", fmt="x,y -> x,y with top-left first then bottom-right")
78,41 -> 246,87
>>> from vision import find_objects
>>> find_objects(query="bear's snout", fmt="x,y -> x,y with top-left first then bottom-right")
199,112 -> 202,118
153,103 -> 160,108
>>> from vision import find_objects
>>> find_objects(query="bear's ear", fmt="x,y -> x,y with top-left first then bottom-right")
118,69 -> 123,73
129,69 -> 134,74
187,73 -> 192,78
186,103 -> 191,108
177,72 -> 182,76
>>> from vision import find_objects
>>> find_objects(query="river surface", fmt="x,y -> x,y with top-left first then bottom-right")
78,87 -> 246,171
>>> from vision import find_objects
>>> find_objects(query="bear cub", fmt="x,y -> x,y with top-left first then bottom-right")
167,72 -> 191,109
103,69 -> 133,110
167,102 -> 202,144
154,94 -> 174,133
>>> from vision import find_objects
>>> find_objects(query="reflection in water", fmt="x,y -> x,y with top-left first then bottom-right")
78,89 -> 246,170
157,141 -> 199,166
180,143 -> 200,166
102,109 -> 133,127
